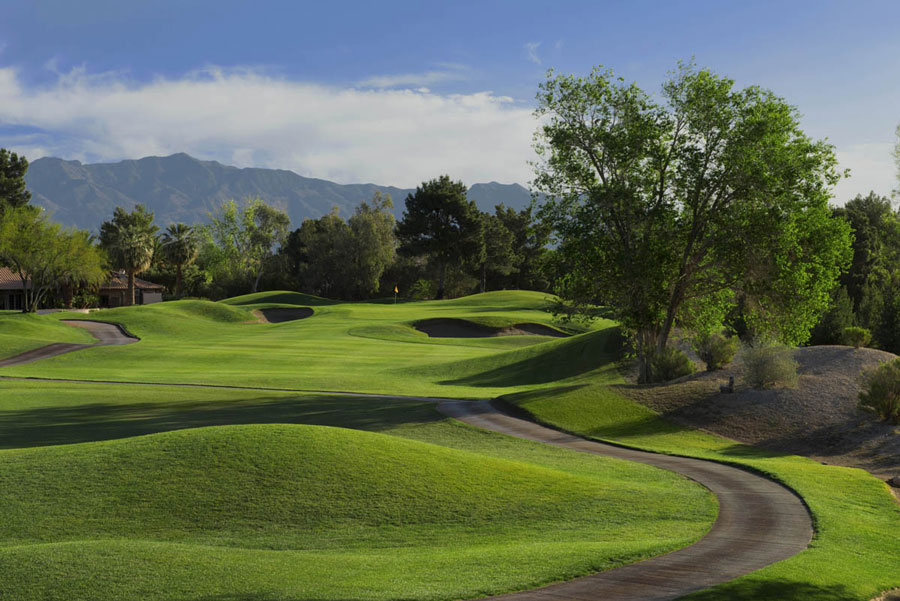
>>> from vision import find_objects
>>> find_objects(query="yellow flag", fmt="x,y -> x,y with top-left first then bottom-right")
394,286 -> 399,294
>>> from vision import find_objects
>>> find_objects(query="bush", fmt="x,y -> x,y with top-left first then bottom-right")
409,279 -> 434,300
742,343 -> 799,389
648,346 -> 695,383
858,359 -> 900,423
694,332 -> 739,371
842,326 -> 871,349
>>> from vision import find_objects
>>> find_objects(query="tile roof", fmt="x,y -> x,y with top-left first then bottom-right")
0,266 -> 30,290
100,272 -> 166,291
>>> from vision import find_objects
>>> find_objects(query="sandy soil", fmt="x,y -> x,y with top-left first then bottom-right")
415,318 -> 568,338
618,345 -> 900,480
254,308 -> 314,323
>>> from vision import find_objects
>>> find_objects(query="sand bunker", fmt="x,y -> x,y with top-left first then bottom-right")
414,318 -> 567,338
255,308 -> 314,323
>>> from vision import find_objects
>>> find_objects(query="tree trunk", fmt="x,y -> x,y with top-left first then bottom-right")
63,284 -> 74,309
128,270 -> 136,306
436,263 -> 446,300
175,264 -> 183,298
252,267 -> 263,294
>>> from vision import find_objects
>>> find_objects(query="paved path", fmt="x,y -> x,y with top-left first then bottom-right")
438,400 -> 812,600
1,320 -> 814,599
0,320 -> 137,367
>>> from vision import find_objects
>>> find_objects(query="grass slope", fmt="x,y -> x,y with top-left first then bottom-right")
0,413 -> 715,600
503,384 -> 900,601
0,291 -> 614,396
0,312 -> 96,359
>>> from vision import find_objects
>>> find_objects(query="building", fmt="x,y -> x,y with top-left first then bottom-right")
99,272 -> 165,308
0,266 -> 29,311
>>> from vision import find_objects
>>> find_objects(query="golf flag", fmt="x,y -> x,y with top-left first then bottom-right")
394,285 -> 398,294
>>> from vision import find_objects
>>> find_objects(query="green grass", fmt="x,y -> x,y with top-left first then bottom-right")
0,312 -> 97,359
0,381 -> 715,600
1,289 -> 898,599
0,291 -> 616,396
503,384 -> 900,601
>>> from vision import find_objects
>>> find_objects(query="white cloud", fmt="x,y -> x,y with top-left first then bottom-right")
0,66 -> 538,187
357,66 -> 470,89
833,142 -> 897,204
525,42 -> 542,65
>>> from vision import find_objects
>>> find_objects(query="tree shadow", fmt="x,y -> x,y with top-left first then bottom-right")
685,578 -> 857,601
0,393 -> 443,449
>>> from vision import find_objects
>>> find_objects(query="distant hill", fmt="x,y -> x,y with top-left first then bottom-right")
24,153 -> 535,231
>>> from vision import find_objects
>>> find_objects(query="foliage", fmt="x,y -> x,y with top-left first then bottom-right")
480,209 -> 516,292
0,148 -> 31,213
741,342 -> 799,389
200,198 -> 290,296
495,204 -> 552,292
409,278 -> 434,300
842,326 -> 871,349
396,175 -> 484,299
0,206 -> 106,312
347,192 -> 397,297
533,62 -> 852,382
894,123 -> 900,199
858,358 -> 900,423
808,286 -> 856,345
99,204 -> 160,305
647,346 -> 695,382
291,209 -> 352,298
160,223 -> 199,298
694,332 -> 739,371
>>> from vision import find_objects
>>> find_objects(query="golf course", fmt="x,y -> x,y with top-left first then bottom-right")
1,291 -> 899,600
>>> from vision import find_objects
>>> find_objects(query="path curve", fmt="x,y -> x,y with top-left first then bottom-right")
1,321 -> 814,599
438,400 -> 812,600
0,320 -> 138,368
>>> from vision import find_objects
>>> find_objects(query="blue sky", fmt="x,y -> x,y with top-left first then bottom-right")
0,0 -> 897,200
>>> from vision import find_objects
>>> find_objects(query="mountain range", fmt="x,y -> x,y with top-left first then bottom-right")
24,153 -> 536,231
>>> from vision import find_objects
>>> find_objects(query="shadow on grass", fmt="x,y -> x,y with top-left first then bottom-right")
436,328 -> 623,387
685,579 -> 855,601
0,394 -> 442,449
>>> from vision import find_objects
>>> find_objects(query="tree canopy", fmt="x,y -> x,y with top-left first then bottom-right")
396,175 -> 484,299
533,63 -> 852,381
0,149 -> 31,213
99,205 -> 159,306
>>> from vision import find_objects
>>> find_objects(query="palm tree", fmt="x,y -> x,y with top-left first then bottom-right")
109,223 -> 155,306
161,223 -> 199,298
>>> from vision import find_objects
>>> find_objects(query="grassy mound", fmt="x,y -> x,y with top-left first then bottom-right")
0,313 -> 96,359
0,421 -> 715,600
222,290 -> 338,306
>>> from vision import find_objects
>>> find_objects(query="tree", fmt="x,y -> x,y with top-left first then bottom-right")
396,175 -> 484,299
0,149 -> 31,213
293,209 -> 353,298
534,63 -> 852,382
160,223 -> 199,298
202,198 -> 290,295
99,205 -> 159,306
347,192 -> 397,298
0,206 -> 105,312
894,124 -> 899,199
479,210 -> 516,292
495,204 -> 552,291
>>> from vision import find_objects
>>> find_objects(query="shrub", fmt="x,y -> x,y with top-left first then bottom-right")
409,279 -> 434,300
842,326 -> 871,349
742,343 -> 799,389
694,332 -> 739,371
858,358 -> 900,423
648,346 -> 695,383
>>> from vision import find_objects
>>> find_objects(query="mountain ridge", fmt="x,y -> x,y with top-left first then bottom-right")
24,153 -> 535,231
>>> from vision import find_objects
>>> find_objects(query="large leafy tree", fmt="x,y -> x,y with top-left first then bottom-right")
160,223 -> 200,298
347,192 -> 397,298
0,149 -> 31,213
479,209 -> 516,293
0,206 -> 105,312
99,205 -> 159,306
534,63 -> 852,381
396,175 -> 484,299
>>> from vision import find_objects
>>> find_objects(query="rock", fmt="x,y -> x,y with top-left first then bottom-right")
888,476 -> 900,488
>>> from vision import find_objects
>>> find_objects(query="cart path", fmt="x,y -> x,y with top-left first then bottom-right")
438,399 -> 813,600
0,320 -> 138,368
1,320 -> 814,600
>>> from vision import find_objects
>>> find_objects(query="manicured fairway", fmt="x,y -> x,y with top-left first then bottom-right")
1,290 -> 898,600
0,382 -> 715,600
0,312 -> 96,359
0,291 -> 616,396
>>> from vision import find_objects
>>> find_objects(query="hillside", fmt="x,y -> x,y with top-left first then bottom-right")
24,153 -> 535,230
